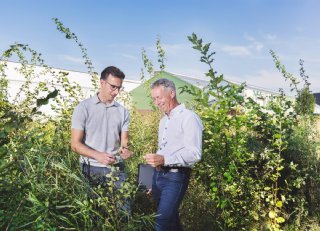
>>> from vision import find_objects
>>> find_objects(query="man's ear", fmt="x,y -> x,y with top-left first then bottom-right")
170,90 -> 176,99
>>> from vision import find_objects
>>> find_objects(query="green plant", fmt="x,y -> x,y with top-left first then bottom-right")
184,33 -> 318,230
271,51 -> 315,116
0,18 -> 156,231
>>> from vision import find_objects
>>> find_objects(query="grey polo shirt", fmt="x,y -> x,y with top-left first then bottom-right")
157,104 -> 203,167
71,94 -> 130,167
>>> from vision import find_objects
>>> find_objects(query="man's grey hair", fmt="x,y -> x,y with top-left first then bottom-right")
151,78 -> 176,91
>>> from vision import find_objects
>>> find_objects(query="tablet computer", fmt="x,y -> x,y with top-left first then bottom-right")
137,164 -> 155,190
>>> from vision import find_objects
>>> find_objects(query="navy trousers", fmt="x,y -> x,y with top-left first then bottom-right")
152,167 -> 191,231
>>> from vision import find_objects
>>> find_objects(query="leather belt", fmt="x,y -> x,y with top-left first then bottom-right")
158,166 -> 191,173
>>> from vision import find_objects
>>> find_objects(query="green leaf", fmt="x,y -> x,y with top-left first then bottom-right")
276,201 -> 283,208
36,89 -> 59,107
274,134 -> 281,139
276,216 -> 285,223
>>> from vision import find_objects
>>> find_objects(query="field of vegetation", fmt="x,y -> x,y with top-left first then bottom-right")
1,19 -> 320,230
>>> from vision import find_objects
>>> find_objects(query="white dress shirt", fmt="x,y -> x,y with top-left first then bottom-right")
157,104 -> 203,167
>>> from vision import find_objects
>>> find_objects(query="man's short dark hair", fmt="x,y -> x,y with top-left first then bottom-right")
101,66 -> 125,80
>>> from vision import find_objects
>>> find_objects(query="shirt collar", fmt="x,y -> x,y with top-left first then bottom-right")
91,93 -> 119,107
166,103 -> 185,118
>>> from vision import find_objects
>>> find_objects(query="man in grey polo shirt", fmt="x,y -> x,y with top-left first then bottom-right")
71,66 -> 132,189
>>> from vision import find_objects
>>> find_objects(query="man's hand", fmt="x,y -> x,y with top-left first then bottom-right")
95,152 -> 116,165
146,189 -> 152,196
119,146 -> 133,160
144,153 -> 164,167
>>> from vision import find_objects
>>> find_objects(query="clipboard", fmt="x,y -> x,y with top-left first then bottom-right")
137,163 -> 155,190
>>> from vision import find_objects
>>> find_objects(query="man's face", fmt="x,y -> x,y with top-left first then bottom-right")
100,74 -> 123,102
151,86 -> 175,114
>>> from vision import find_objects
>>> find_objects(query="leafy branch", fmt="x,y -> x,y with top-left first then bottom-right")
53,18 -> 99,90
156,36 -> 166,71
270,50 -> 299,93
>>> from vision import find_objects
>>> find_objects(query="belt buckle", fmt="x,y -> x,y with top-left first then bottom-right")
169,168 -> 179,173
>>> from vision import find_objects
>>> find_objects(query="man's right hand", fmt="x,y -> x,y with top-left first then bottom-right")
144,153 -> 165,167
95,152 -> 116,165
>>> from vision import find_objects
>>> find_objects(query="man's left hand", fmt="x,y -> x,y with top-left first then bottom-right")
119,147 -> 133,160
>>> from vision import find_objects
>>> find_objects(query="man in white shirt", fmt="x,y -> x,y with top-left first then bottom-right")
145,78 -> 203,231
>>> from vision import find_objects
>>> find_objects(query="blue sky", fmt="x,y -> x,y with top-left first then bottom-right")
1,0 -> 319,94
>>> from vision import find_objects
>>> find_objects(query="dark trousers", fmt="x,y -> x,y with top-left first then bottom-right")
81,162 -> 126,189
81,162 -> 130,213
152,167 -> 191,231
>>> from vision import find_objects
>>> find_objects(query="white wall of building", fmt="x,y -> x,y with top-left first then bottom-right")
1,61 -> 141,114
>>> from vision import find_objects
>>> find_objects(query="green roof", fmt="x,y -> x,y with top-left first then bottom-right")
130,71 -> 198,110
